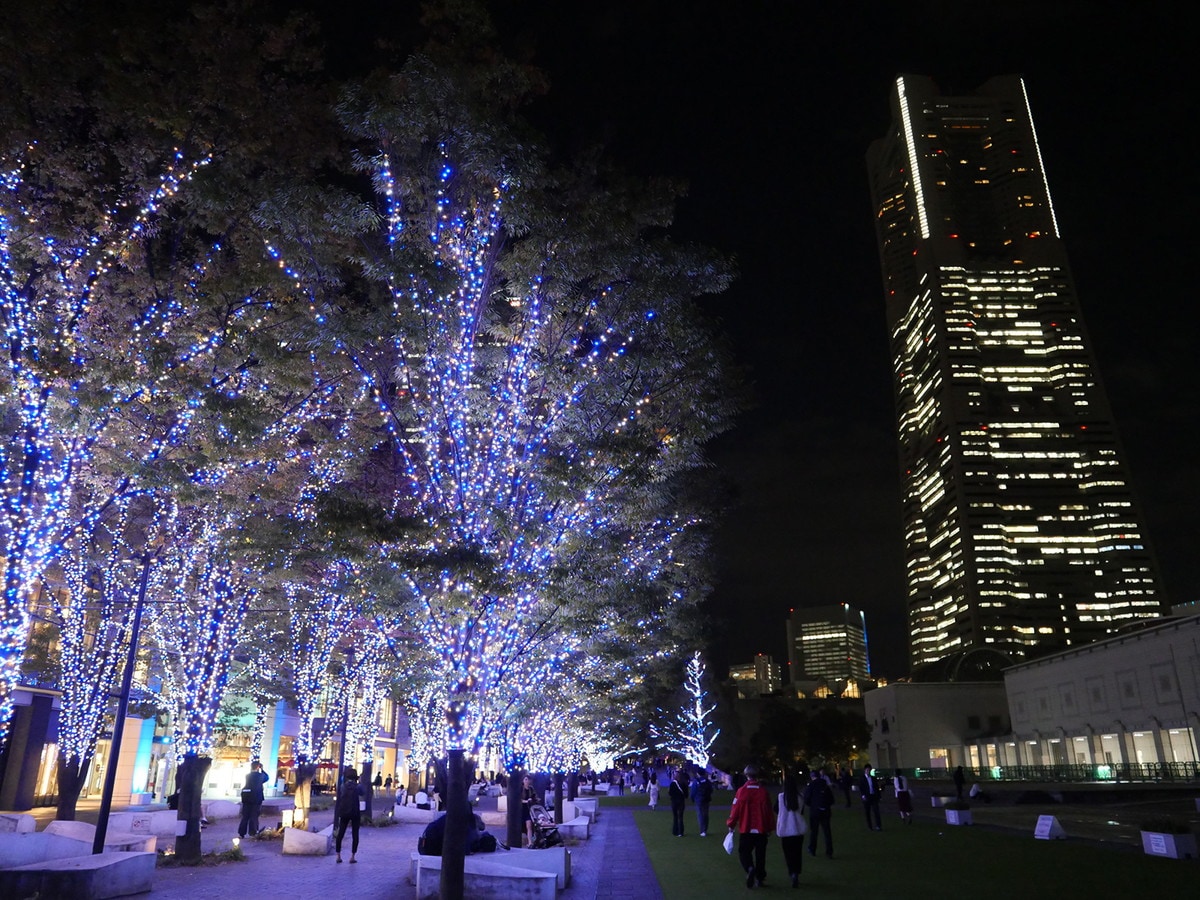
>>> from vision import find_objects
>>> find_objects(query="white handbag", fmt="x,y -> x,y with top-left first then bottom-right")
723,831 -> 735,854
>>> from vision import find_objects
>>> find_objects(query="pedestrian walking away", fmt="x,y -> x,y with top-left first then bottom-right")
669,769 -> 688,836
237,760 -> 269,839
837,764 -> 854,808
726,764 -> 775,889
893,771 -> 913,824
800,768 -> 834,859
776,769 -> 807,888
334,767 -> 364,864
691,770 -> 713,836
953,765 -> 965,799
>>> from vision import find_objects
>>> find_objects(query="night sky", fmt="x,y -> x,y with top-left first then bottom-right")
324,1 -> 1195,679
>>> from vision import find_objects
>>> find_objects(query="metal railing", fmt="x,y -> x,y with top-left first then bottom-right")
908,762 -> 1200,784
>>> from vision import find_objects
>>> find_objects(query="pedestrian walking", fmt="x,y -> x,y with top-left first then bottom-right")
800,768 -> 834,859
334,767 -> 363,864
953,765 -> 965,799
691,770 -> 713,836
893,771 -> 913,823
776,770 -> 806,888
726,764 -> 775,889
669,769 -> 688,836
837,765 -> 854,808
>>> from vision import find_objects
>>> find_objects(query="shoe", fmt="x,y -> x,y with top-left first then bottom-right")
807,848 -> 815,857
499,842 -> 510,851
336,856 -> 342,863
700,832 -> 706,837
350,857 -> 357,864
746,868 -> 756,888
791,874 -> 799,888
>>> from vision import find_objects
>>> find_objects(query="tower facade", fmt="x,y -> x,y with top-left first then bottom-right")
866,75 -> 1165,670
786,604 -> 870,683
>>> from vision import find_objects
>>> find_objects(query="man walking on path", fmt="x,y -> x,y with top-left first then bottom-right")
726,764 -> 775,889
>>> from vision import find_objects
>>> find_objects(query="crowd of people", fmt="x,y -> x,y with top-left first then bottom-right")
725,761 -> 921,890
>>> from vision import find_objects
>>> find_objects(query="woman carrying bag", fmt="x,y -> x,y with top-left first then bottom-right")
776,770 -> 807,888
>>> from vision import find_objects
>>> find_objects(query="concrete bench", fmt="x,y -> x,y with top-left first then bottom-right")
408,847 -> 570,890
201,799 -> 240,820
0,849 -> 154,900
393,804 -> 440,824
108,810 -> 181,838
0,813 -> 36,834
282,824 -> 333,856
43,821 -> 156,852
930,795 -> 955,808
558,817 -> 589,840
412,853 -> 557,900
571,798 -> 597,822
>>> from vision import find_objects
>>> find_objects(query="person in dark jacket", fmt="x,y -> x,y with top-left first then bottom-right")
690,771 -> 714,836
335,767 -> 363,863
237,761 -> 269,838
801,768 -> 835,859
859,765 -> 883,831
668,769 -> 688,836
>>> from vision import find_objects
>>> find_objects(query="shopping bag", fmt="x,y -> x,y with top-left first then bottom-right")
723,831 -> 734,855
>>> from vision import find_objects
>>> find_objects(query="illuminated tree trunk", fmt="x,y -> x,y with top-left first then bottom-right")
506,768 -> 524,849
439,747 -> 469,900
54,753 -> 91,821
175,753 -> 212,864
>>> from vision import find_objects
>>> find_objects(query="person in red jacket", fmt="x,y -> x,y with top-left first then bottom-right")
726,764 -> 776,889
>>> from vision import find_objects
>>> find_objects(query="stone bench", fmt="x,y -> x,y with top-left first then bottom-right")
201,799 -> 240,820
0,813 -> 36,834
412,854 -> 557,900
43,821 -> 156,852
393,804 -> 440,824
0,849 -> 154,900
281,824 -> 333,856
930,795 -> 955,808
571,798 -> 597,823
108,810 -> 181,838
409,847 -> 570,890
558,817 -> 589,840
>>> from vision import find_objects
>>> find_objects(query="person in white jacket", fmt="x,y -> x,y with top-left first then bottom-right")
776,770 -> 806,888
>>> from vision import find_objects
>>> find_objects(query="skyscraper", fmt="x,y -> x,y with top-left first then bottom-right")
867,75 -> 1166,670
786,604 -> 870,683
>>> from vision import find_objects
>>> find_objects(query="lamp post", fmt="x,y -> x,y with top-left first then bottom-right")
92,553 -> 154,855
335,646 -> 355,784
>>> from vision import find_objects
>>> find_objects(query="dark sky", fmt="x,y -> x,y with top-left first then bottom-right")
325,1 -> 1195,679
491,1 -> 1196,679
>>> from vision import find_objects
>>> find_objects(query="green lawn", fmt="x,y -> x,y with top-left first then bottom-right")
600,794 -> 1198,898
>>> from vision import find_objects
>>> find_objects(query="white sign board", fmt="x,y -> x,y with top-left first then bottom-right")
1034,815 -> 1066,840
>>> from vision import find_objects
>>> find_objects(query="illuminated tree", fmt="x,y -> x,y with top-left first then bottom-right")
327,27 -> 740,892
652,651 -> 720,768
0,0 -> 347,747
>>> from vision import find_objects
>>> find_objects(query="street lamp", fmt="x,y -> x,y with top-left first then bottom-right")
335,646 -> 355,785
92,553 -> 155,855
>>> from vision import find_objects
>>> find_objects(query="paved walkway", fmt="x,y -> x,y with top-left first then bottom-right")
3,793 -> 662,899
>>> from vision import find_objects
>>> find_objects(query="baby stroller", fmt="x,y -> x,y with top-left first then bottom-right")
529,805 -> 563,849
